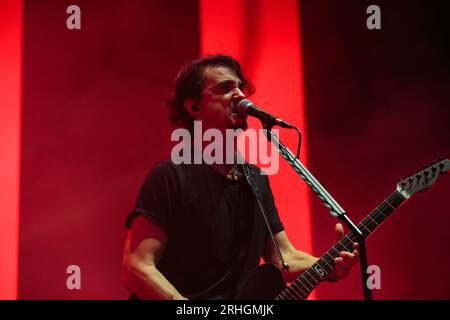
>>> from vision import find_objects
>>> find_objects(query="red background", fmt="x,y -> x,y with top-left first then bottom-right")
10,0 -> 450,299
19,0 -> 199,299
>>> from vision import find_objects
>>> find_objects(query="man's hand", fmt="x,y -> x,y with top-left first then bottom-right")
328,223 -> 359,281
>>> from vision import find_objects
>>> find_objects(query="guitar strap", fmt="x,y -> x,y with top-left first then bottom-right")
241,163 -> 289,271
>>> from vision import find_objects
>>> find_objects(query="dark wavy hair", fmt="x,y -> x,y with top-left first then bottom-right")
167,54 -> 255,130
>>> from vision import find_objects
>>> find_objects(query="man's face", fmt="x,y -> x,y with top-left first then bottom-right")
196,65 -> 248,132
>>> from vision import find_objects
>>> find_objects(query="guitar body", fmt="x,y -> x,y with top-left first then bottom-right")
235,263 -> 287,300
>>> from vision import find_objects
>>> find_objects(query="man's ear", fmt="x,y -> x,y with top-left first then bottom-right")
184,99 -> 200,118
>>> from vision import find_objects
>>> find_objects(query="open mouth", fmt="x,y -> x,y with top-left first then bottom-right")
231,108 -> 240,115
230,106 -> 244,118
229,98 -> 244,117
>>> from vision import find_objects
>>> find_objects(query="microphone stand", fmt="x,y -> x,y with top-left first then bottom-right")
263,127 -> 372,300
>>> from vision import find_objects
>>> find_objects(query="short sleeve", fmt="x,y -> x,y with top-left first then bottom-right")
125,161 -> 181,231
252,167 -> 284,235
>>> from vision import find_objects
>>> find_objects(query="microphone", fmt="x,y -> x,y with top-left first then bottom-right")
235,99 -> 295,129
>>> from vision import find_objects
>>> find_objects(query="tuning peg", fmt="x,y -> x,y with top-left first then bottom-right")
423,170 -> 429,177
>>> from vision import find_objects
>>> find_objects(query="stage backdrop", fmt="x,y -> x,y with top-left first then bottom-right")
19,0 -> 199,299
17,0 -> 450,299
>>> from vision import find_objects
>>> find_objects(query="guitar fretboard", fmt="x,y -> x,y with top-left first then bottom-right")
275,190 -> 406,300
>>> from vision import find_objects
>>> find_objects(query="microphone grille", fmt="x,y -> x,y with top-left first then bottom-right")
235,99 -> 253,115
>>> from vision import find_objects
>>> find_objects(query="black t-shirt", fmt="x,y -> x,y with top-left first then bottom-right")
125,160 -> 284,299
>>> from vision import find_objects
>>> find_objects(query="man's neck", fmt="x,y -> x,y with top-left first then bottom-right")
211,163 -> 239,179
190,130 -> 244,180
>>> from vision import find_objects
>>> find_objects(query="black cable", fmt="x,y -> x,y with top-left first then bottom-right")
294,126 -> 302,159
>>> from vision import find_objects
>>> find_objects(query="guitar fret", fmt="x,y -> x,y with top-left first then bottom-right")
289,288 -> 299,300
391,193 -> 406,207
317,259 -> 334,274
375,207 -> 387,218
330,247 -> 340,255
301,275 -> 314,289
363,192 -> 405,229
310,269 -> 322,282
378,205 -> 393,215
370,213 -> 385,227
310,266 -> 326,280
297,278 -> 313,296
362,216 -> 379,230
344,234 -> 356,245
294,278 -> 310,293
372,208 -> 386,219
289,287 -> 302,299
319,259 -> 333,270
283,291 -> 292,300
291,282 -> 307,298
384,200 -> 395,209
304,272 -> 315,286
367,215 -> 378,226
356,193 -> 402,236
283,290 -> 294,300
290,288 -> 303,300
365,218 -> 377,227
359,223 -> 371,233
322,253 -> 335,268
367,215 -> 378,224
305,270 -> 320,284
285,287 -> 299,300
360,221 -> 374,235
334,241 -> 348,252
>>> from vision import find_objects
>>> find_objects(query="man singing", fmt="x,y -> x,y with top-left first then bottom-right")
121,54 -> 359,300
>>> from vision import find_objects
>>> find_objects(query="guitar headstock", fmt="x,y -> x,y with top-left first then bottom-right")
397,158 -> 449,198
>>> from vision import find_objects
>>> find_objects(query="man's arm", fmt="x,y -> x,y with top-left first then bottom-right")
263,224 -> 359,283
122,215 -> 187,300
263,230 -> 318,283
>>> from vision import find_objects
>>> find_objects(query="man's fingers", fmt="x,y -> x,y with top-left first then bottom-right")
333,247 -> 360,280
339,251 -> 354,259
334,257 -> 344,265
339,251 -> 359,264
334,223 -> 344,242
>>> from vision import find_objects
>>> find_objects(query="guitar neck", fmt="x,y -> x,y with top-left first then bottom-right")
276,190 -> 407,300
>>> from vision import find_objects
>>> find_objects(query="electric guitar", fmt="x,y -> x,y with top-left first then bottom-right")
235,158 -> 450,300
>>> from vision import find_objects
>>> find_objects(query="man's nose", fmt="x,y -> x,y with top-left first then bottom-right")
230,90 -> 246,111
232,88 -> 246,99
